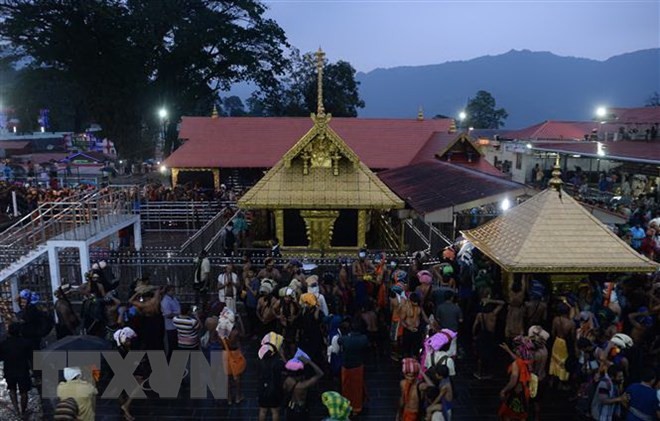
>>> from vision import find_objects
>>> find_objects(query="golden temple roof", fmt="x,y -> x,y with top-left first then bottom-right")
239,48 -> 403,211
238,118 -> 404,209
461,188 -> 658,273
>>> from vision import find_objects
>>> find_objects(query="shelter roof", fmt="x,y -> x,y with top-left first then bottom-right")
378,160 -> 525,214
531,141 -> 660,165
12,152 -> 69,163
166,116 -> 453,169
65,151 -> 109,163
238,115 -> 404,210
504,120 -> 618,141
461,188 -> 659,273
606,107 -> 660,124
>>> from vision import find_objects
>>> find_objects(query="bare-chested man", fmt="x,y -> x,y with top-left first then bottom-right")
400,293 -> 427,358
54,285 -> 80,339
549,302 -> 575,388
627,307 -> 653,345
360,300 -> 380,355
473,298 -> 505,379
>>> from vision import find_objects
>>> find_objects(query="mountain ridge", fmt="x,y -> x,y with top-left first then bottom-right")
355,48 -> 660,128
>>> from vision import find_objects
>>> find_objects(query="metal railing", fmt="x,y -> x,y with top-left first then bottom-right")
0,189 -> 135,270
415,218 -> 452,250
374,212 -> 403,251
136,200 -> 234,232
205,210 -> 242,255
404,218 -> 430,253
179,205 -> 237,255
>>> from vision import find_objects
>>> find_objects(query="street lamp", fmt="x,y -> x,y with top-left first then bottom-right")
500,198 -> 511,211
458,111 -> 467,131
157,107 -> 168,160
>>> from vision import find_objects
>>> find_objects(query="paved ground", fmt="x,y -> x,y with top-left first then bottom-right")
33,339 -> 576,421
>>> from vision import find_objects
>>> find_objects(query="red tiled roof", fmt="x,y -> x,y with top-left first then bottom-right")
410,131 -> 457,164
410,131 -> 506,178
607,107 -> 660,124
378,160 -> 525,214
166,117 -> 453,169
504,120 -> 619,141
532,141 -> 660,164
453,159 -> 508,178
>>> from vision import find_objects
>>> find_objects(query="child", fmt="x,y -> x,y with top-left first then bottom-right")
472,298 -> 505,379
423,365 -> 453,421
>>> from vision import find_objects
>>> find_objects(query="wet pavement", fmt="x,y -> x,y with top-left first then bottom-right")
0,363 -> 43,421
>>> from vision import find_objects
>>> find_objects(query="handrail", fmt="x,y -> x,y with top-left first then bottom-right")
0,189 -> 133,250
376,213 -> 401,251
404,219 -> 431,249
205,209 -> 241,253
422,219 -> 453,247
179,207 -> 233,253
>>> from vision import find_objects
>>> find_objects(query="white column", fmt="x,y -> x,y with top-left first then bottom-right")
10,276 -> 19,313
11,191 -> 18,217
48,245 -> 61,322
133,219 -> 142,251
48,245 -> 61,293
79,244 -> 90,282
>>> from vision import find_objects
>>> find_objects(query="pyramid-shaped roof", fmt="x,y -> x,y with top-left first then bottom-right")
238,113 -> 404,210
461,188 -> 658,273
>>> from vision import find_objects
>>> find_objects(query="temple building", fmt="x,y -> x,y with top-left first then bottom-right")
237,49 -> 403,252
164,49 -> 530,251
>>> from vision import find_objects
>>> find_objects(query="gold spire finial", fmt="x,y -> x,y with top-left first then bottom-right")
417,106 -> 424,121
315,47 -> 326,118
211,104 -> 219,119
548,154 -> 563,191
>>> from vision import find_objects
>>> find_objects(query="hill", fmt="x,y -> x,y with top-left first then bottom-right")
355,48 -> 660,128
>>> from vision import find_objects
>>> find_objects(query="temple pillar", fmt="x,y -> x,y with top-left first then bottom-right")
171,168 -> 180,187
503,270 -> 514,296
274,210 -> 284,246
357,209 -> 369,248
300,210 -> 339,251
212,169 -> 220,191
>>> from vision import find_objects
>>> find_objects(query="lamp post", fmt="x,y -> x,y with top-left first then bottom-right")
458,111 -> 467,131
157,107 -> 168,160
595,106 -> 609,141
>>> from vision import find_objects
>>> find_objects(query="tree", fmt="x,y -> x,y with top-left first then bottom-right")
646,91 -> 660,107
0,0 -> 288,158
222,96 -> 246,116
464,90 -> 508,129
248,49 -> 364,117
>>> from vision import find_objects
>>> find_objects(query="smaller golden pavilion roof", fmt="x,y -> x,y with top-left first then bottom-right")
239,48 -> 404,211
461,188 -> 659,273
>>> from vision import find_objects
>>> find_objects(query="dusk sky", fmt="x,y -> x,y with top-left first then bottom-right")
263,0 -> 660,72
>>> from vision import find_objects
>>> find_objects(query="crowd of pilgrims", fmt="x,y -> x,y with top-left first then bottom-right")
2,242 -> 660,421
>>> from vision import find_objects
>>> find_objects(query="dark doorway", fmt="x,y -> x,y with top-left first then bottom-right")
331,209 -> 358,247
177,171 -> 214,189
283,210 -> 307,246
